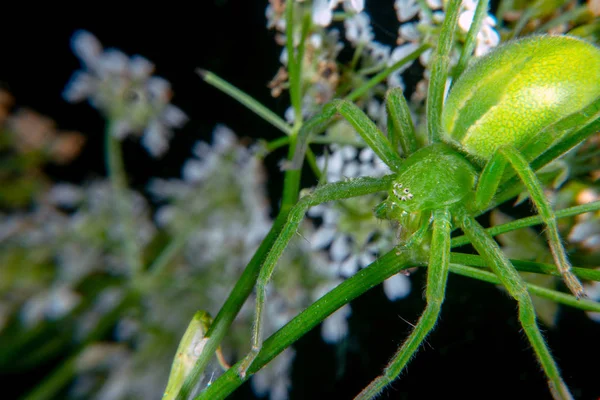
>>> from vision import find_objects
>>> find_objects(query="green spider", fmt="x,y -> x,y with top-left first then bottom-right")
234,1 -> 600,399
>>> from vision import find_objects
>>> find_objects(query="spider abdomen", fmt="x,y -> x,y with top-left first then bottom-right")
387,144 -> 476,213
442,35 -> 600,161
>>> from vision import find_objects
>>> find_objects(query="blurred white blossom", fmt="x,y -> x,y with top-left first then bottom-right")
63,30 -> 187,157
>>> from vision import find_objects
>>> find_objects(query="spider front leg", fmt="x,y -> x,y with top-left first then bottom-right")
236,175 -> 394,378
355,208 -> 452,400
474,145 -> 584,298
457,210 -> 572,400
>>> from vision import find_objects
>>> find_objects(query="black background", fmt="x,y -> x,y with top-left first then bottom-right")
1,1 -> 599,399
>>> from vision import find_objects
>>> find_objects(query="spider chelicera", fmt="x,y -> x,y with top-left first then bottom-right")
227,2 -> 600,399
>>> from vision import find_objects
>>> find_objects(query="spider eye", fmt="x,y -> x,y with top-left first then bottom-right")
441,35 -> 600,160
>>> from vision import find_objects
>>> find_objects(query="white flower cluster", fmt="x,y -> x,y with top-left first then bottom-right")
63,30 -> 188,157
307,144 -> 411,301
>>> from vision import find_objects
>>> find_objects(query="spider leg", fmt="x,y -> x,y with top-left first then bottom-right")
385,88 -> 418,156
354,208 -> 451,400
474,145 -> 584,298
458,210 -> 573,400
291,99 -> 403,173
237,175 -> 394,378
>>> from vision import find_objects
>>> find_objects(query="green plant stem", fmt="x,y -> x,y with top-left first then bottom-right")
21,291 -> 138,400
451,201 -> 600,248
286,0 -> 302,120
197,69 -> 292,136
195,250 -> 420,400
105,124 -> 142,277
454,0 -> 490,79
448,263 -> 600,312
450,252 -> 600,282
427,0 -> 461,144
174,210 -> 290,400
346,44 -> 429,102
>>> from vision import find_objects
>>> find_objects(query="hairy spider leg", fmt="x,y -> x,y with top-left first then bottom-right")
457,209 -> 573,400
237,176 -> 395,378
474,146 -> 584,298
355,208 -> 452,400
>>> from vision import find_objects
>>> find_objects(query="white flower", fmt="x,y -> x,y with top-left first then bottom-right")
322,304 -> 352,343
395,0 -> 420,22
458,2 -> 500,56
383,273 -> 412,301
63,30 -> 187,157
313,0 -> 366,27
344,13 -> 374,45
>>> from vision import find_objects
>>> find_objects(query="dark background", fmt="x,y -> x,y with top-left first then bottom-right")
1,1 -> 599,399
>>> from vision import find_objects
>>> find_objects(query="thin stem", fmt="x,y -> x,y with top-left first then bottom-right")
346,44 -> 429,102
386,87 -> 418,156
195,250 -> 419,400
451,201 -> 600,248
105,124 -> 142,277
197,69 -> 292,136
427,0 -> 461,144
454,0 -> 490,80
450,253 -> 600,283
448,263 -> 600,313
22,291 -> 138,400
286,0 -> 302,121
238,176 -> 395,376
174,211 -> 290,400
334,100 -> 402,170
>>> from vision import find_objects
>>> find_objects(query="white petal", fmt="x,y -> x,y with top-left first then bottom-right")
339,254 -> 359,277
307,203 -> 326,217
322,207 -> 339,224
458,10 -> 475,33
327,150 -> 344,181
358,251 -> 375,267
129,55 -> 154,79
99,49 -> 129,75
330,234 -> 351,261
399,23 -> 420,42
345,0 -> 364,13
310,227 -> 337,249
47,184 -> 84,207
62,71 -> 95,103
359,147 -> 375,162
182,159 -> 208,183
312,0 -> 333,26
341,145 -> 358,160
71,30 -> 102,67
162,104 -> 188,128
141,121 -> 170,157
212,124 -> 237,151
146,77 -> 171,102
343,161 -> 359,177
383,273 -> 411,301
395,0 -> 420,22
321,304 -> 351,343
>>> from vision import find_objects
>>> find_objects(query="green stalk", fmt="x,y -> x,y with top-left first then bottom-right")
21,292 -> 138,400
448,263 -> 600,312
450,252 -> 600,282
173,211 -> 289,400
451,201 -> 600,248
346,44 -> 429,102
195,251 -> 419,399
427,0 -> 461,144
454,0 -> 490,80
198,70 -> 292,135
105,124 -> 142,277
